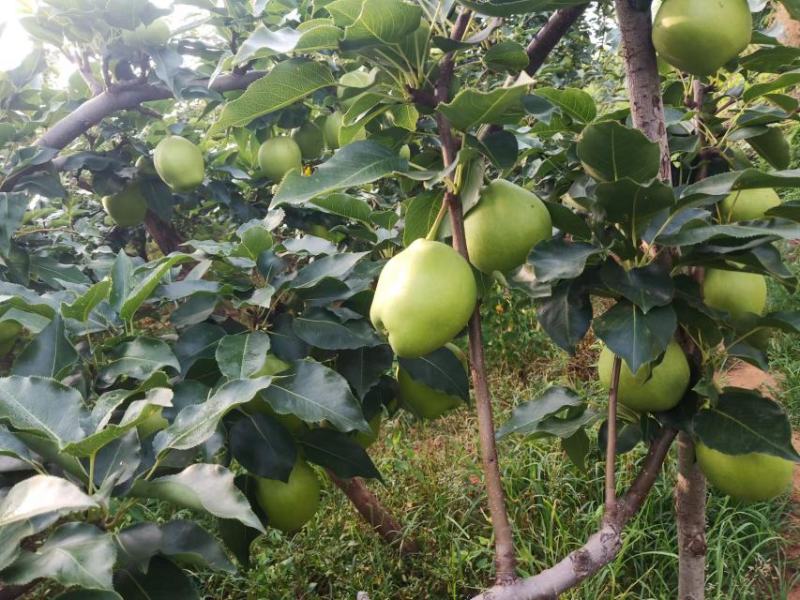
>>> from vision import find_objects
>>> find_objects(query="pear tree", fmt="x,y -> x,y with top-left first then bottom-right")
0,0 -> 798,598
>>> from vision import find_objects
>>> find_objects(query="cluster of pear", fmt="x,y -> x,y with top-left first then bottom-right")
100,135 -> 205,227
370,180 -> 552,419
254,110 -> 359,184
598,187 -> 791,503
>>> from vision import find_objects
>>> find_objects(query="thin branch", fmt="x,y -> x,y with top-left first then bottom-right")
327,471 -> 420,555
435,8 -> 517,585
471,428 -> 678,600
604,356 -> 622,519
525,5 -> 588,75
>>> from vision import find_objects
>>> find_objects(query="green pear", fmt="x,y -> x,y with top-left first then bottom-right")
696,443 -> 793,503
720,188 -> 781,222
370,239 -> 477,358
702,269 -> 767,320
464,180 -> 552,274
598,340 -> 690,412
101,183 -> 148,227
652,0 -> 752,76
293,121 -> 325,160
0,321 -> 22,356
323,112 -> 343,149
255,459 -> 321,533
258,136 -> 302,182
153,135 -> 205,192
398,344 -> 467,419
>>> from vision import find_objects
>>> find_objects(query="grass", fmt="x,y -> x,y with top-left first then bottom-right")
196,273 -> 799,599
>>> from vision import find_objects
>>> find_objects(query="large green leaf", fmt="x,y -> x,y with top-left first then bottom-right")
497,386 -> 584,438
120,254 -> 192,321
438,73 -> 532,131
341,0 -> 422,49
2,523 -> 115,591
457,0 -> 585,16
99,338 -> 181,384
0,475 -> 98,570
529,239 -> 602,283
0,193 -> 26,256
273,141 -> 407,206
537,274 -> 593,353
260,359 -> 370,433
530,87 -> 596,124
594,302 -> 677,374
336,345 -> 393,399
130,464 -> 264,532
300,428 -> 382,479
11,314 -> 78,379
153,377 -> 272,455
229,412 -> 297,482
0,376 -> 87,446
398,346 -> 469,400
215,332 -> 271,379
210,59 -> 335,135
64,388 -> 173,457
577,121 -> 661,183
694,389 -> 800,461
292,309 -> 382,350
61,280 -> 111,323
599,262 -> 675,314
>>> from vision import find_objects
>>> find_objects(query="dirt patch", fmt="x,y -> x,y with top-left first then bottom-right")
722,360 -> 782,398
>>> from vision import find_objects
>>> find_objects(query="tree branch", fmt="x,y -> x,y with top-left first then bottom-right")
327,471 -> 420,555
471,428 -> 677,600
525,5 -> 588,75
435,8 -> 518,585
143,210 -> 184,256
613,0 -> 671,182
604,356 -> 622,519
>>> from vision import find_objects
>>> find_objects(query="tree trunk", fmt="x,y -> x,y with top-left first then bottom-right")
676,433 -> 707,600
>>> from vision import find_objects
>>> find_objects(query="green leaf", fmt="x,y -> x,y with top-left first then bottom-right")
153,377 -> 272,455
232,26 -> 302,64
457,0 -> 584,16
438,73 -> 531,131
599,262 -> 675,314
2,523 -> 114,590
497,387 -> 584,438
300,428 -> 382,479
99,338 -> 180,385
61,280 -> 111,322
309,193 -> 372,223
336,345 -> 393,399
594,302 -> 677,374
398,346 -> 469,400
484,40 -> 529,72
63,388 -> 173,457
11,315 -> 78,380
537,275 -> 593,353
529,239 -> 602,283
109,250 -> 133,314
694,389 -> 800,461
577,121 -> 661,183
210,60 -> 335,135
531,87 -> 596,124
215,332 -> 271,379
0,193 -> 26,256
659,220 -> 800,247
295,19 -> 344,52
114,557 -> 199,600
260,359 -> 371,433
120,254 -> 192,321
403,190 -> 444,246
0,376 -> 87,446
292,309 -> 382,350
0,475 -> 98,570
341,0 -> 422,49
289,252 -> 368,290
130,464 -> 264,532
679,169 -> 800,206
174,323 -> 226,375
159,520 -> 236,573
595,178 -> 674,230
273,141 -> 407,206
562,428 -> 591,471
229,412 -> 297,482
743,69 -> 800,102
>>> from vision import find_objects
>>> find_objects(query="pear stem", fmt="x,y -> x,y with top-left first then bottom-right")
425,199 -> 449,241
